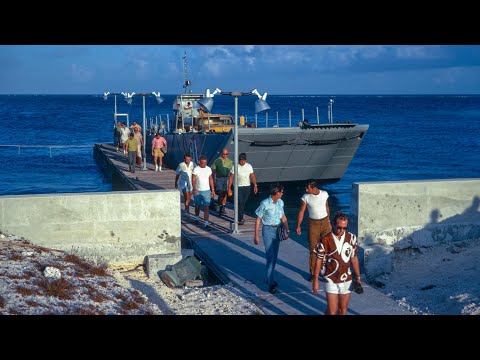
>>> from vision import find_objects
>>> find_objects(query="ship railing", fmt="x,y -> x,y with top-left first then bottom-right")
146,104 -> 343,135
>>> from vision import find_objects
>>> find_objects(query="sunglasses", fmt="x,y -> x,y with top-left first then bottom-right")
335,226 -> 348,230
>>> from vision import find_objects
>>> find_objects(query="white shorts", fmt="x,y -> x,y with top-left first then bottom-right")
325,280 -> 352,295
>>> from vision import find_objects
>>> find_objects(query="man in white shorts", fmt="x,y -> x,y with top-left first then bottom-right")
312,211 -> 362,315
175,153 -> 196,215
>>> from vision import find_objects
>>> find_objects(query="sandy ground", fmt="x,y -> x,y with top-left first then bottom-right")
370,238 -> 480,315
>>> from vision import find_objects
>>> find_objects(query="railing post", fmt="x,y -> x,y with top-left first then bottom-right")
276,111 -> 279,127
289,110 -> 291,127
316,106 -> 319,124
302,108 -> 304,121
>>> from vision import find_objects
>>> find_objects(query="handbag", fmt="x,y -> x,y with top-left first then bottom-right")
277,223 -> 289,241
161,144 -> 168,154
352,277 -> 364,294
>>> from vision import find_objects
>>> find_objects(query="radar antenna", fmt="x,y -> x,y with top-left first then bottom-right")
182,50 -> 191,94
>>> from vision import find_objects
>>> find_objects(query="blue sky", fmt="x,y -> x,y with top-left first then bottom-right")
1,45 -> 480,95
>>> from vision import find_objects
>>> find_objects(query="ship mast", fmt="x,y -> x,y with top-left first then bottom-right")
182,50 -> 191,94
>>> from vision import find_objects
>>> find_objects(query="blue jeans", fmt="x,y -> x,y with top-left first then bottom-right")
262,224 -> 280,288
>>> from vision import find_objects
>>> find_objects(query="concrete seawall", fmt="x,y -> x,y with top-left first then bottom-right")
0,190 -> 181,267
350,178 -> 480,277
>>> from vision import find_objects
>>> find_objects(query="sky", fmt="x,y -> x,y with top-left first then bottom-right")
1,45 -> 480,95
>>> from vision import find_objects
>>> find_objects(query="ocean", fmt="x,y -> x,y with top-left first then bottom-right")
1,94 -> 479,229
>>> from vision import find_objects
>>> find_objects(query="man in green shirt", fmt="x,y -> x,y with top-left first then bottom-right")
210,148 -> 232,214
125,132 -> 139,173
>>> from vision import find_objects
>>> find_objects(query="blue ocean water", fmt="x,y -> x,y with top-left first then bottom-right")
0,94 -> 479,216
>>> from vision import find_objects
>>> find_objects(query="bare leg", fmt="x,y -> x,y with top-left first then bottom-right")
337,293 -> 351,315
183,190 -> 192,214
203,206 -> 209,222
325,292 -> 340,315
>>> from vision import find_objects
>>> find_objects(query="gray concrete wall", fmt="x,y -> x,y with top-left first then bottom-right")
0,190 -> 181,267
350,179 -> 480,277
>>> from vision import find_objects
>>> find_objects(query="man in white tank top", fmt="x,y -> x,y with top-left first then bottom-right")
296,179 -> 331,281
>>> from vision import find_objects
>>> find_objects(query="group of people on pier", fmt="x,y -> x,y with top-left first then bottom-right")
171,146 -> 362,315
115,126 -> 362,314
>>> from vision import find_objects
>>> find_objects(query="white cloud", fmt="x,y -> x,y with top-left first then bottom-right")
71,64 -> 93,83
203,59 -> 222,77
395,46 -> 443,60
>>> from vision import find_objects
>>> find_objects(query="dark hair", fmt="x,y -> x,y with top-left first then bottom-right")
199,155 -> 207,162
184,153 -> 191,158
332,211 -> 349,225
239,152 -> 247,160
129,132 -> 134,136
306,179 -> 317,189
270,182 -> 284,196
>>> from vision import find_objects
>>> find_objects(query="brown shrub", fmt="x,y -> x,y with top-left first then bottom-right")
25,300 -> 40,307
17,287 -> 37,296
67,306 -> 97,315
115,293 -> 127,302
8,253 -> 22,261
84,284 -> 96,296
90,265 -> 107,277
90,292 -> 109,303
0,295 -> 5,308
24,270 -> 36,280
99,281 -> 108,288
36,278 -> 73,300
131,291 -> 146,304
121,300 -> 140,311
64,254 -> 108,277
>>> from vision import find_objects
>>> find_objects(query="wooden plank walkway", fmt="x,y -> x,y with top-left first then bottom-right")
96,143 -> 409,315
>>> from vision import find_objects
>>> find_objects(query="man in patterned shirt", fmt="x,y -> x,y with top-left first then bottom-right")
312,211 -> 362,315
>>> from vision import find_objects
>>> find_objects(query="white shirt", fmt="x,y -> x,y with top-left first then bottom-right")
192,166 -> 212,191
176,161 -> 196,185
229,162 -> 254,187
301,190 -> 329,219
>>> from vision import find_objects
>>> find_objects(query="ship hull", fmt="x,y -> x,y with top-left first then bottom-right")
147,123 -> 368,184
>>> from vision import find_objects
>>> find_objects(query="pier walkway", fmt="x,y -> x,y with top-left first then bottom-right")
95,143 -> 408,315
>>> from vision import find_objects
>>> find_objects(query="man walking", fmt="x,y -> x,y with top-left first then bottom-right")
254,183 -> 290,294
125,132 -> 138,173
152,133 -> 167,172
312,211 -> 361,315
175,153 -> 196,215
296,179 -> 331,281
192,155 -> 216,230
211,148 -> 232,215
227,152 -> 258,225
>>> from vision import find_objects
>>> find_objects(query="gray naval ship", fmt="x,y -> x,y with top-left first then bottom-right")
146,90 -> 369,185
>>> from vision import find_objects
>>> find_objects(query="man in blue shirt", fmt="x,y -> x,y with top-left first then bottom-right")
254,183 -> 290,294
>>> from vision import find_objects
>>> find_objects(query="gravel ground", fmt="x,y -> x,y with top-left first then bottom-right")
0,232 -> 264,315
